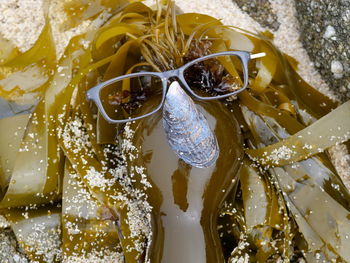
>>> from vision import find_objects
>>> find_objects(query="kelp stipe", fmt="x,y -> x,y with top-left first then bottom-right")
123,95 -> 243,262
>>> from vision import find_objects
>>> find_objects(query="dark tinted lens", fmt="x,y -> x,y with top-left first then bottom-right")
183,55 -> 244,98
99,75 -> 163,120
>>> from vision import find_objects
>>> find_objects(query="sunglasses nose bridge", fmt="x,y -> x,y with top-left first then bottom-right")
162,68 -> 180,80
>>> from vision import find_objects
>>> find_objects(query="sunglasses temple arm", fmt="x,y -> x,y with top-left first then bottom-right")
250,52 -> 266,59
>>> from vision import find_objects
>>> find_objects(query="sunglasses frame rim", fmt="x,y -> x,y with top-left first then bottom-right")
86,50 -> 251,124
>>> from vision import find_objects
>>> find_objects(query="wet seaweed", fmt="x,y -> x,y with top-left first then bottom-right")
0,1 -> 349,262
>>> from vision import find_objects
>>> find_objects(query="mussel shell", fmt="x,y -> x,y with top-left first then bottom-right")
162,81 -> 219,168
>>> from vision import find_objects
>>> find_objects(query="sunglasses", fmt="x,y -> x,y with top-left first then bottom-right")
86,51 -> 265,123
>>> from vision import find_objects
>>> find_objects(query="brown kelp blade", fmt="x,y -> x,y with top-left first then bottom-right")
242,107 -> 350,262
246,100 -> 350,167
3,206 -> 62,262
62,161 -> 123,261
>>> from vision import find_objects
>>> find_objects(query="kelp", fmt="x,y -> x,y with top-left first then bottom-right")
0,0 -> 349,262
62,161 -> 123,261
0,4 -> 56,104
4,206 -> 62,262
239,107 -> 350,262
122,96 -> 243,262
219,159 -> 299,262
247,100 -> 350,167
61,0 -> 132,32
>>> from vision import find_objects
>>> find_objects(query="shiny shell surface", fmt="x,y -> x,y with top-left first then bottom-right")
162,81 -> 219,168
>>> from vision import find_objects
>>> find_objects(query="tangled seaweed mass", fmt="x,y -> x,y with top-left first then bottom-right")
1,1 -> 350,262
